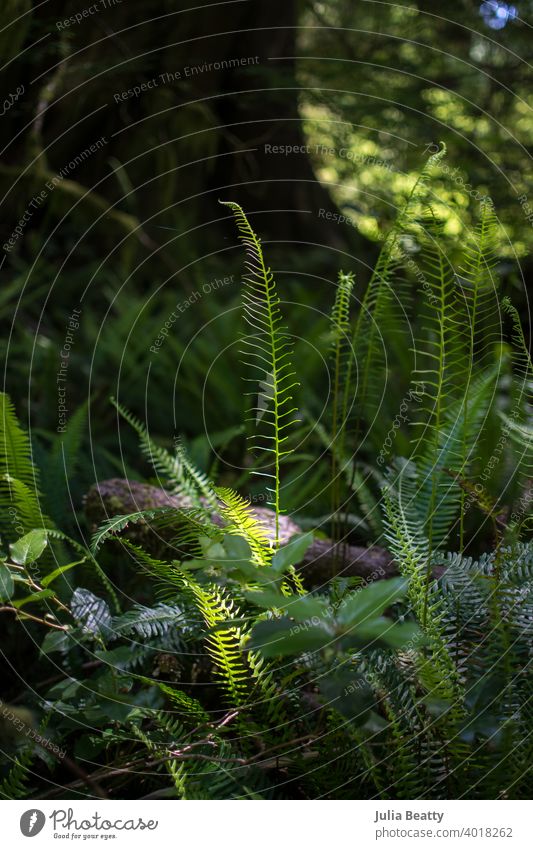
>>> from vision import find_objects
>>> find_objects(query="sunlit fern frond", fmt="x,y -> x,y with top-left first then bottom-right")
329,271 -> 356,540
220,201 -> 300,547
214,486 -> 272,566
180,568 -> 250,706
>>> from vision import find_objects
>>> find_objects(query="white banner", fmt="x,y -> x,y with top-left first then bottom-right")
2,800 -> 530,848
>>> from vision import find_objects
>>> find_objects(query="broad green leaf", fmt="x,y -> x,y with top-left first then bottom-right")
244,589 -> 328,622
244,589 -> 293,609
0,563 -> 14,601
10,530 -> 48,566
318,668 -> 374,725
42,557 -> 86,587
340,618 -> 421,650
271,532 -> 314,573
337,576 -> 407,628
222,534 -> 253,561
12,589 -> 56,609
40,629 -> 71,655
247,616 -> 333,657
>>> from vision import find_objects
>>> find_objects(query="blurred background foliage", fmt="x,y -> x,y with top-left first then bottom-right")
0,0 -> 531,503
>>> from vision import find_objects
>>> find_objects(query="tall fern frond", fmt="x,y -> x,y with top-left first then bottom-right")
353,144 -> 447,429
329,271 -> 356,542
220,201 -> 300,547
456,200 -> 501,543
500,298 -> 533,532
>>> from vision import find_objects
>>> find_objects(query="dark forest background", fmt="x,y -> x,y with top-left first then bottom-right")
1,0 -> 531,489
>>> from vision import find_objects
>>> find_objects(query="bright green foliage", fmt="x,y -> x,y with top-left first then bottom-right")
214,486 -> 272,566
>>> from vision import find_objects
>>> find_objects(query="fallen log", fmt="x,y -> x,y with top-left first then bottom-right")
84,478 -> 395,585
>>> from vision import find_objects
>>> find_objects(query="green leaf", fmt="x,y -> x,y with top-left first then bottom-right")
271,532 -> 314,573
318,668 -> 374,725
40,629 -> 71,655
9,530 -> 48,566
12,589 -> 56,609
340,618 -> 421,650
243,588 -> 292,609
337,577 -> 408,628
222,534 -> 253,561
247,616 -> 333,657
0,563 -> 14,601
41,557 -> 85,587
244,589 -> 328,622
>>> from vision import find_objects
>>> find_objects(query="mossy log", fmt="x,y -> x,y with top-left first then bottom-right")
84,478 -> 396,585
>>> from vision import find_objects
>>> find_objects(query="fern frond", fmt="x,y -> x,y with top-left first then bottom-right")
180,569 -> 250,706
456,200 -> 502,543
353,144 -> 447,428
220,201 -> 300,547
0,393 -> 43,542
214,486 -> 272,566
112,398 -> 213,504
43,527 -> 120,611
0,747 -> 34,799
90,507 -> 177,554
500,298 -> 533,531
329,271 -> 356,542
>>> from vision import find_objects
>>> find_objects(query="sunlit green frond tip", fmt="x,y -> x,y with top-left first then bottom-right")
219,200 -> 300,547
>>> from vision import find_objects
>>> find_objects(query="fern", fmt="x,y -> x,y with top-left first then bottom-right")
0,747 -> 34,799
220,201 -> 300,547
329,271 -> 356,543
353,144 -> 447,430
180,569 -> 250,706
112,398 -> 196,497
214,486 -> 272,566
500,298 -> 533,533
44,526 -> 120,611
0,393 -> 38,494
90,506 -> 177,554
457,200 -> 501,544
